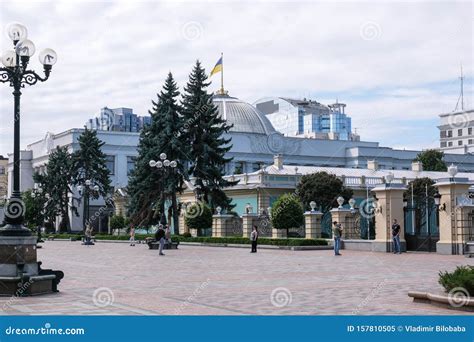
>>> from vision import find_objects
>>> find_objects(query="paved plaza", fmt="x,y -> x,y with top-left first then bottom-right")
0,241 -> 472,315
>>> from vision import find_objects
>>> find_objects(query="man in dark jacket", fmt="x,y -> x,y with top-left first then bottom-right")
155,225 -> 166,256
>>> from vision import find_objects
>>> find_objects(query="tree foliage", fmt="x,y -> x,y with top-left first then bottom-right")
296,172 -> 353,212
181,61 -> 238,210
404,177 -> 437,209
184,202 -> 212,230
414,149 -> 447,172
270,194 -> 304,233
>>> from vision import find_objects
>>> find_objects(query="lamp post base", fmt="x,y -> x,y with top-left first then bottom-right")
0,223 -> 33,237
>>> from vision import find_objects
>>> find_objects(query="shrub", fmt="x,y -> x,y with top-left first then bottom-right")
171,235 -> 328,246
439,265 -> 474,296
182,232 -> 192,238
109,215 -> 125,230
271,194 -> 304,234
184,202 -> 212,230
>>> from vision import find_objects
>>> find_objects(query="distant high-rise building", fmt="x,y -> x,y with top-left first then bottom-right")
254,97 -> 358,141
438,109 -> 474,154
86,107 -> 151,132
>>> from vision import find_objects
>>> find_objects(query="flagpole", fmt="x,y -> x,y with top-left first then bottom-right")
220,52 -> 224,94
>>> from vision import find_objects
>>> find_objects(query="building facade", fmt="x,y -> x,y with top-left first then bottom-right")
8,92 -> 474,232
254,97 -> 357,141
0,155 -> 7,200
438,109 -> 474,154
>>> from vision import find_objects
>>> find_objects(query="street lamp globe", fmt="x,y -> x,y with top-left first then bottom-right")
85,179 -> 91,186
149,160 -> 157,167
156,161 -> 163,168
38,48 -> 57,66
163,159 -> 170,167
6,23 -> 28,41
170,160 -> 177,168
1,50 -> 16,67
15,39 -> 36,57
93,185 -> 100,192
159,153 -> 167,160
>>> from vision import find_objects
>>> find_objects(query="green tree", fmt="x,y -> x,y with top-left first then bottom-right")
22,189 -> 44,229
109,214 -> 126,231
181,61 -> 238,211
72,127 -> 111,229
39,147 -> 75,232
270,194 -> 304,236
127,73 -> 185,229
414,149 -> 447,171
184,202 -> 212,231
404,177 -> 437,208
296,172 -> 353,212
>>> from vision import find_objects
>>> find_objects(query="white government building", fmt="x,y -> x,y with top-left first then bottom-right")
6,92 -> 474,238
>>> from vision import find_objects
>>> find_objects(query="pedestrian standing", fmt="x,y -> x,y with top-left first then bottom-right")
165,225 -> 171,242
129,225 -> 136,246
392,219 -> 401,254
155,225 -> 166,256
84,223 -> 93,246
332,221 -> 343,256
250,225 -> 259,253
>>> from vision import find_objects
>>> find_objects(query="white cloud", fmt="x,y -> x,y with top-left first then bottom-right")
0,0 -> 472,156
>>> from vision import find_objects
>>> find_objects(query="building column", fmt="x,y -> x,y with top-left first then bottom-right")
304,211 -> 322,239
242,213 -> 258,238
330,207 -> 351,238
434,176 -> 472,255
371,183 -> 407,252
212,214 -> 234,237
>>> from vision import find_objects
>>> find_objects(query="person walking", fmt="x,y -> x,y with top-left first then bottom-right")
155,225 -> 166,256
250,225 -> 259,253
129,225 -> 136,246
332,221 -> 343,256
392,219 -> 401,254
84,223 -> 93,246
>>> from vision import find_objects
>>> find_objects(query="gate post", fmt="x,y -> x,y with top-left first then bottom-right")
305,210 -> 323,239
434,173 -> 473,255
371,183 -> 407,252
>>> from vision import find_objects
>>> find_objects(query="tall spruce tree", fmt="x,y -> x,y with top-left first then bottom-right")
72,127 -> 111,229
181,61 -> 238,210
39,147 -> 75,232
127,72 -> 185,229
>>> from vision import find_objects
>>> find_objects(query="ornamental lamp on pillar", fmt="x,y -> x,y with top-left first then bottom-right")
309,201 -> 317,212
337,196 -> 345,208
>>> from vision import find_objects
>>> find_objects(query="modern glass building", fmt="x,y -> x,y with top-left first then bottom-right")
86,107 -> 151,132
254,97 -> 355,140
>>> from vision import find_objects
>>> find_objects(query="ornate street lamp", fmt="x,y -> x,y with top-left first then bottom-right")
77,179 -> 100,228
0,23 -> 57,236
149,153 -> 178,226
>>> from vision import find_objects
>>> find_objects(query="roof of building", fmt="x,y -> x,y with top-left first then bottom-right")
213,94 -> 276,135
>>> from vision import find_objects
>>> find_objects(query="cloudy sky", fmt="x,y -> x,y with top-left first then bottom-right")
0,0 -> 472,156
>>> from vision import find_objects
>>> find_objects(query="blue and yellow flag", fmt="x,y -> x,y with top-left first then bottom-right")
210,56 -> 223,77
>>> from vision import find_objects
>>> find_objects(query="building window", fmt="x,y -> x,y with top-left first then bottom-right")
127,156 -> 136,175
469,139 -> 473,145
234,161 -> 244,174
469,128 -> 472,135
252,162 -> 263,172
440,130 -> 446,138
106,155 -> 115,175
458,129 -> 463,137
0,166 -> 4,175
458,140 -> 463,146
447,130 -> 452,137
448,141 -> 453,147
440,142 -> 447,148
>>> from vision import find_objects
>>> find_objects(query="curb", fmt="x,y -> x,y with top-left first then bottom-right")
408,291 -> 474,312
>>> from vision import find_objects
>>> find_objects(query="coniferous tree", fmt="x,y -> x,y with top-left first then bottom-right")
181,61 -> 238,210
39,147 -> 75,232
72,127 -> 111,229
127,73 -> 185,229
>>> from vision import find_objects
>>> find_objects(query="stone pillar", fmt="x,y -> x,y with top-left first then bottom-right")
304,211 -> 323,239
435,177 -> 472,255
242,213 -> 258,238
371,183 -> 407,252
330,207 -> 351,238
212,214 -> 234,237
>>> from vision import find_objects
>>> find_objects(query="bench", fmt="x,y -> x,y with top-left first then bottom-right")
147,240 -> 179,250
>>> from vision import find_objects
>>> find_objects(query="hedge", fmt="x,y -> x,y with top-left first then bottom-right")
439,265 -> 474,296
44,233 -> 327,246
